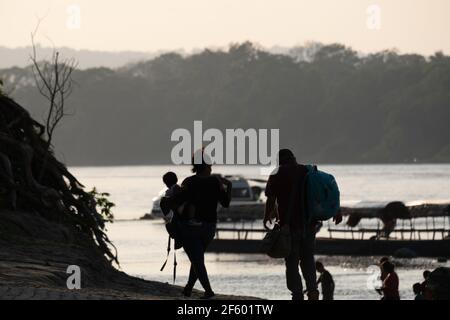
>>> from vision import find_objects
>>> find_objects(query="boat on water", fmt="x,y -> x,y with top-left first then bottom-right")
207,201 -> 450,258
142,174 -> 450,257
141,174 -> 266,220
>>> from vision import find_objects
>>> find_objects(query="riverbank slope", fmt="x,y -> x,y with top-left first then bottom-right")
0,209 -> 254,300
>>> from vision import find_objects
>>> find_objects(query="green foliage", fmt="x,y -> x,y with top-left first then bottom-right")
89,187 -> 115,223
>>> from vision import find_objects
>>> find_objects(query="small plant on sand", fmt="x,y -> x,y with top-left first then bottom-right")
89,188 -> 115,223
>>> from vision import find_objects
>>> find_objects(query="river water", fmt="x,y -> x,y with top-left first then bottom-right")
70,164 -> 450,300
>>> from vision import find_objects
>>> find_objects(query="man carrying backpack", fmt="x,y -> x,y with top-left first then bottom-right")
263,149 -> 342,300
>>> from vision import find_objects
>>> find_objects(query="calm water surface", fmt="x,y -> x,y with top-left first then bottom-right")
71,165 -> 450,300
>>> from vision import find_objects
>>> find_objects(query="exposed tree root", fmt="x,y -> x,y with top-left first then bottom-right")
0,95 -> 117,264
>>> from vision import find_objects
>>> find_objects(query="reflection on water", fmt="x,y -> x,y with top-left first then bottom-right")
107,220 -> 449,300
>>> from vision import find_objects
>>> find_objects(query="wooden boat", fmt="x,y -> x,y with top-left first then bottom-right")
208,234 -> 450,258
208,202 -> 450,258
142,175 -> 265,220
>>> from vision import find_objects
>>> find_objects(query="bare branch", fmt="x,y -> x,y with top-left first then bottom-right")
29,20 -> 78,181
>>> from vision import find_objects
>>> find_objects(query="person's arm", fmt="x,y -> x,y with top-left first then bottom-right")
218,177 -> 232,208
333,209 -> 343,225
263,173 -> 279,229
263,196 -> 278,229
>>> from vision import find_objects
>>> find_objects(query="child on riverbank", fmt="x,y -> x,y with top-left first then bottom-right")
161,171 -> 182,223
413,283 -> 425,300
316,261 -> 335,300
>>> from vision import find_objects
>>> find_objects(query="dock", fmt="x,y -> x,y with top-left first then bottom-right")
208,205 -> 450,258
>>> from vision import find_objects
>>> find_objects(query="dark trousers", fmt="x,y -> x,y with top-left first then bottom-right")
323,291 -> 334,300
181,222 -> 216,292
285,227 -> 317,300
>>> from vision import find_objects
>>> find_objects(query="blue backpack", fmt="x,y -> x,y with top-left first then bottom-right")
304,165 -> 340,222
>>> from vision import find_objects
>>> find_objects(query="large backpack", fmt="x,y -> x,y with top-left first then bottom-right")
160,196 -> 183,249
304,165 -> 340,222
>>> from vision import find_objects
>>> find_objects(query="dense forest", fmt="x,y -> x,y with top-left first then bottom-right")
1,42 -> 449,165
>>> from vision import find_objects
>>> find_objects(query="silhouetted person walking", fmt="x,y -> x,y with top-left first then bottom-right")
316,261 -> 335,300
263,149 -> 342,300
173,150 -> 232,299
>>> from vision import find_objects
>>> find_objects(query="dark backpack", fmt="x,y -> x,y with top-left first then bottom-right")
159,196 -> 183,283
160,196 -> 183,249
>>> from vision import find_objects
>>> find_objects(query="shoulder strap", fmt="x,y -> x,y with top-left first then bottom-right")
160,236 -> 171,271
300,165 -> 315,237
173,251 -> 177,284
160,236 -> 178,284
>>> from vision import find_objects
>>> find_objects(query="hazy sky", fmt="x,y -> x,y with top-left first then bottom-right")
1,0 -> 449,55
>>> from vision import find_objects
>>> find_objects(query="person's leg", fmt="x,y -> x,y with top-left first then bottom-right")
299,225 -> 318,299
201,223 -> 216,251
285,232 -> 303,300
196,223 -> 216,297
323,291 -> 334,300
183,264 -> 197,296
182,225 -> 214,296
192,259 -> 213,296
181,225 -> 198,294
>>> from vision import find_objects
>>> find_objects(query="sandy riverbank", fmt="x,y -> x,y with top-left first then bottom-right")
0,210 -> 255,300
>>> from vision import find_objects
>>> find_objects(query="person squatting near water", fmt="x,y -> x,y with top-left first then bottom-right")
316,261 -> 335,300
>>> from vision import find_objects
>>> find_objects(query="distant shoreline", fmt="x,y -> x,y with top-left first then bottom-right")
67,162 -> 450,168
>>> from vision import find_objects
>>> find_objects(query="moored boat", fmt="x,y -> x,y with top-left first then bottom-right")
141,174 -> 265,220
208,202 -> 450,258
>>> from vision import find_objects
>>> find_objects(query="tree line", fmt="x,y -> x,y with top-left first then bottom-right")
1,42 -> 449,165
